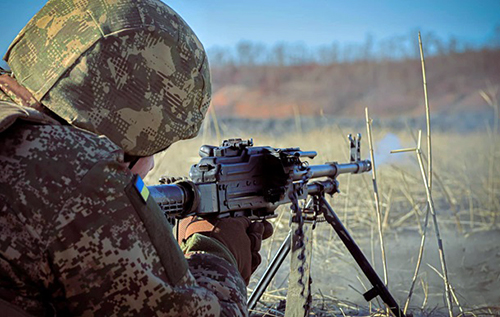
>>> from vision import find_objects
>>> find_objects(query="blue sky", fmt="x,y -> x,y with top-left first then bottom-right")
1,0 -> 499,63
168,0 -> 500,47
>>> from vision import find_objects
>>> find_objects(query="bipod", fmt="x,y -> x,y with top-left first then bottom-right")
248,193 -> 406,317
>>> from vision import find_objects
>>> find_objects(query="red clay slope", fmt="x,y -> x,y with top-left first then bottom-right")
210,49 -> 500,118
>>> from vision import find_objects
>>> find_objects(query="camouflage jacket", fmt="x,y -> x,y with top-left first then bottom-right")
0,96 -> 248,316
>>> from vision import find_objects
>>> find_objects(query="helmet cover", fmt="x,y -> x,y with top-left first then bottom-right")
5,0 -> 211,156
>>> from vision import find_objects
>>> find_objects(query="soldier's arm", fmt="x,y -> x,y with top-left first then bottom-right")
49,157 -> 247,316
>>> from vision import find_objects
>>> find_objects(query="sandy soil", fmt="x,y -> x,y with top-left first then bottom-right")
250,225 -> 500,316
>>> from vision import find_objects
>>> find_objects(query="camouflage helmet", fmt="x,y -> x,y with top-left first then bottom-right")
4,0 -> 211,156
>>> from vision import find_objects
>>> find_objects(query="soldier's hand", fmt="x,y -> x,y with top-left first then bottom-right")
159,175 -> 188,184
178,216 -> 273,285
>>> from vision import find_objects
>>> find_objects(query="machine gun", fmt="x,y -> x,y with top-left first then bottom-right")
147,137 -> 406,317
148,138 -> 371,219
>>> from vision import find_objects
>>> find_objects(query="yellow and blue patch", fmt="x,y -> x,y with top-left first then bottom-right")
134,175 -> 150,203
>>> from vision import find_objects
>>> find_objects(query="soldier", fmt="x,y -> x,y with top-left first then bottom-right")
0,0 -> 271,316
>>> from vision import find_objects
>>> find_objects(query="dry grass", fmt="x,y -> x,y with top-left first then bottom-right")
145,120 -> 500,317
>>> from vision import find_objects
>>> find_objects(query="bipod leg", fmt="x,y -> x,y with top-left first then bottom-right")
284,212 -> 314,317
319,196 -> 406,317
248,199 -> 314,313
247,231 -> 292,310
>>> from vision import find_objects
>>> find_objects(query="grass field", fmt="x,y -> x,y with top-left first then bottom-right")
145,119 -> 500,317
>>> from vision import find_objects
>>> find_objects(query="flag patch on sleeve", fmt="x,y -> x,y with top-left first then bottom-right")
134,175 -> 150,203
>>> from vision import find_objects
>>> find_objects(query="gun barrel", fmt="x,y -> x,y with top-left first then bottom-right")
294,160 -> 372,180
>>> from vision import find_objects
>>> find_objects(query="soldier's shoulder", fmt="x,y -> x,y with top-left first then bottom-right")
1,121 -> 122,168
0,122 -> 125,203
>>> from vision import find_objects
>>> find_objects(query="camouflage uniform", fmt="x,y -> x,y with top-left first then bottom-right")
0,0 -> 248,316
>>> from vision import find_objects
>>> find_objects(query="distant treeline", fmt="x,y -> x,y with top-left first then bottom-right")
207,27 -> 500,66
